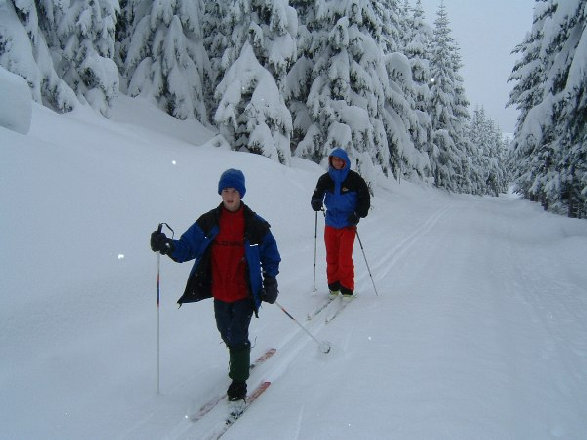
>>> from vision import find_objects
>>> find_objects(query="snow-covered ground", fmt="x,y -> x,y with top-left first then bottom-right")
1,98 -> 586,440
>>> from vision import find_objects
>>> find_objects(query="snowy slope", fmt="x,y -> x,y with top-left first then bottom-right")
1,98 -> 586,440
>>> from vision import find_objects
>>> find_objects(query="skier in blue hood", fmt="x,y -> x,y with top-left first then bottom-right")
311,148 -> 370,297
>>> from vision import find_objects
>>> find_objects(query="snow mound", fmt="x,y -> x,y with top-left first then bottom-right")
0,66 -> 32,134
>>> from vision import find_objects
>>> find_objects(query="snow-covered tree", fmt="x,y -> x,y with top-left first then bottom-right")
285,0 -> 318,155
247,0 -> 298,92
0,0 -> 117,115
54,0 -> 120,117
214,0 -> 298,87
383,0 -> 432,180
211,0 -> 297,164
428,1 -> 471,192
508,1 -> 558,208
451,49 -> 478,194
2,0 -> 119,116
201,1 -> 232,113
124,0 -> 209,121
542,0 -> 586,218
509,0 -> 586,217
294,0 -> 392,187
403,0 -> 434,179
215,42 -> 293,164
469,107 -> 509,196
115,0 -> 133,85
397,0 -> 412,50
374,0 -> 401,54
384,49 -> 431,180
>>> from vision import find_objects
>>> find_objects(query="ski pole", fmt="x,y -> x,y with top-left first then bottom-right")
155,222 -> 174,394
274,301 -> 331,354
355,230 -> 379,296
312,208 -> 325,292
313,211 -> 317,292
157,258 -> 160,395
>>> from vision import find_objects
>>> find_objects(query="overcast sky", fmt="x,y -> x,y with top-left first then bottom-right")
417,0 -> 536,134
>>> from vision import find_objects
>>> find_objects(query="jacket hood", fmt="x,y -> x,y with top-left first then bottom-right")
328,148 -> 351,170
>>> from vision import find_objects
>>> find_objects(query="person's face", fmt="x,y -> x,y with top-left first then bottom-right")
331,156 -> 345,170
221,188 -> 241,212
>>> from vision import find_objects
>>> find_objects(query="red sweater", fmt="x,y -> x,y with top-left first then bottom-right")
211,206 -> 248,303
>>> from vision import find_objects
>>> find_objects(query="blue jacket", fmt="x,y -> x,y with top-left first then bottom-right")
311,148 -> 370,228
169,203 -> 280,315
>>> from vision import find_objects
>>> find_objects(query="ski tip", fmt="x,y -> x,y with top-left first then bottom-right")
246,381 -> 271,401
319,341 -> 332,354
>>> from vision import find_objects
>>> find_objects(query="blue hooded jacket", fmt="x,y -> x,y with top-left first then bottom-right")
169,203 -> 280,315
311,148 -> 370,229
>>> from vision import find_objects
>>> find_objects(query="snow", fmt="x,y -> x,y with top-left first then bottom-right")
1,96 -> 587,440
0,66 -> 32,134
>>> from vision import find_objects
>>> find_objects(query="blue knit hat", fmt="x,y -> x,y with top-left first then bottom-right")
218,168 -> 246,198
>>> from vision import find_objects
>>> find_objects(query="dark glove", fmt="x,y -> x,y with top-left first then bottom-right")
311,197 -> 323,212
347,212 -> 360,226
150,231 -> 174,255
261,276 -> 278,304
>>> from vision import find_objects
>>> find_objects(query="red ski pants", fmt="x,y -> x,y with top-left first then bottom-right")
324,225 -> 356,291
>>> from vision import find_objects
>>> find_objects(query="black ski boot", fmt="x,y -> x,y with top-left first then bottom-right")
228,343 -> 250,401
227,380 -> 247,401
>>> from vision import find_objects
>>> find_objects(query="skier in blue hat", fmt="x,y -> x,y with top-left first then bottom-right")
151,168 -> 281,402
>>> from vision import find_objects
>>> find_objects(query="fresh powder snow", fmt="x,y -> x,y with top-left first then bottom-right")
1,97 -> 586,439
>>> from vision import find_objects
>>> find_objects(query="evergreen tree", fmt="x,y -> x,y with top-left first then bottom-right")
56,0 -> 120,116
411,0 -> 434,178
201,1 -> 232,114
509,0 -> 586,217
428,1 -> 470,192
392,0 -> 433,179
375,0 -> 401,53
451,49 -> 477,193
217,0 -> 252,79
124,0 -> 209,121
248,0 -> 298,93
215,42 -> 293,164
508,1 -> 553,206
546,0 -> 586,217
1,0 -> 112,115
213,0 -> 296,164
294,0 -> 392,187
115,0 -> 132,86
285,0 -> 317,155
374,0 -> 424,181
397,0 -> 412,50
469,106 -> 509,196
2,0 -> 496,193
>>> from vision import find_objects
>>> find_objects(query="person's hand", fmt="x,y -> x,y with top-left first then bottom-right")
347,212 -> 360,226
311,198 -> 323,211
150,231 -> 174,255
261,276 -> 278,304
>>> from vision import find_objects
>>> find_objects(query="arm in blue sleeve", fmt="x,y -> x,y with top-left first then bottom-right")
260,230 -> 280,278
169,222 -> 205,263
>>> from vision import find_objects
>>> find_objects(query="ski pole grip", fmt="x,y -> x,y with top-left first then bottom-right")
157,223 -> 174,238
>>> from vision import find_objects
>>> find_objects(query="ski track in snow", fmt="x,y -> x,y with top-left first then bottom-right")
167,204 -> 458,438
3,100 -> 587,440
361,203 -> 452,284
166,196 -> 587,439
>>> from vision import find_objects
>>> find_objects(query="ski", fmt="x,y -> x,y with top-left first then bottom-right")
306,295 -> 337,320
226,381 -> 271,424
206,381 -> 272,439
325,296 -> 355,323
187,348 -> 276,423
